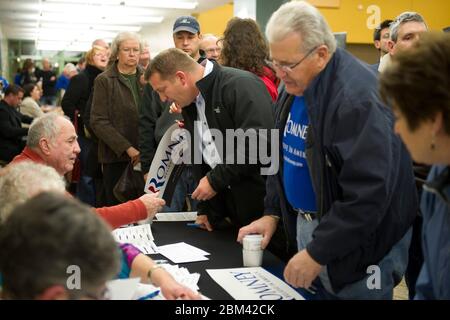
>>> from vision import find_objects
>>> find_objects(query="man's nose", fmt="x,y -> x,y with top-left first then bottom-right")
159,93 -> 167,102
74,141 -> 81,154
275,68 -> 288,80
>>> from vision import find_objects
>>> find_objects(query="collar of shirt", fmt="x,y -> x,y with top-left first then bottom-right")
194,60 -> 221,169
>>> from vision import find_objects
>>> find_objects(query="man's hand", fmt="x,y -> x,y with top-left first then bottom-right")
237,215 -> 278,249
195,214 -> 213,232
191,176 -> 217,201
284,249 -> 323,289
126,147 -> 140,166
169,102 -> 182,114
138,193 -> 165,219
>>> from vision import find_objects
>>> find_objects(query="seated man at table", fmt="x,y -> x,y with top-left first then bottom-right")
0,191 -> 120,299
10,113 -> 165,230
0,84 -> 33,162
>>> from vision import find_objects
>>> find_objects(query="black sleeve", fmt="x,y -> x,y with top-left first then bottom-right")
61,74 -> 86,123
206,75 -> 275,192
0,109 -> 28,138
139,84 -> 161,173
263,174 -> 282,217
20,113 -> 34,124
83,90 -> 96,139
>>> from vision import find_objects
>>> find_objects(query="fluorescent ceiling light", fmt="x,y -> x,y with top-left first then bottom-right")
45,0 -> 198,10
40,23 -> 141,32
40,3 -> 160,16
39,12 -> 163,24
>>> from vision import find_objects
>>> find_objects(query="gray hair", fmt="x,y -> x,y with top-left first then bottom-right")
27,113 -> 62,148
266,1 -> 337,54
390,12 -> 427,43
0,192 -> 120,299
110,31 -> 143,60
0,162 -> 66,224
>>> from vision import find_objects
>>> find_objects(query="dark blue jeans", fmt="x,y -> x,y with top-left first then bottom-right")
76,135 -> 96,206
162,165 -> 198,212
296,215 -> 412,300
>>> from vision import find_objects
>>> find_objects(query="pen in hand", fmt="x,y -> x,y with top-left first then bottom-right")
186,223 -> 203,229
137,289 -> 160,300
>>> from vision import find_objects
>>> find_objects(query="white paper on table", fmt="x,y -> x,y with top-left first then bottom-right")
178,242 -> 210,256
160,263 -> 201,292
132,283 -> 165,300
106,277 -> 141,300
155,211 -> 198,221
157,242 -> 210,263
112,224 -> 158,254
206,267 -> 305,300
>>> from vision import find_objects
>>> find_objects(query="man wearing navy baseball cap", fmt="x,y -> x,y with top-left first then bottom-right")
172,16 -> 203,61
139,15 -> 206,214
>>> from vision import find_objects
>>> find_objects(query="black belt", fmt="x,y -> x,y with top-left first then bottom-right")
294,208 -> 317,221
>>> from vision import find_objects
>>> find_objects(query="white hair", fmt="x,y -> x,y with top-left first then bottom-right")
27,113 -> 62,148
0,162 -> 66,223
63,63 -> 77,74
110,31 -> 143,60
265,1 -> 337,54
389,12 -> 427,43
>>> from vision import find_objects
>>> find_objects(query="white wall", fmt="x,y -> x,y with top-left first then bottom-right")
140,19 -> 176,58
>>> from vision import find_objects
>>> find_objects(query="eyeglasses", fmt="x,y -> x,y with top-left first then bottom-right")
266,45 -> 320,73
205,47 -> 221,54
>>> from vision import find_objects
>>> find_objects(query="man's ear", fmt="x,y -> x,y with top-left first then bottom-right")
387,40 -> 396,55
374,40 -> 381,50
316,45 -> 330,70
175,71 -> 188,86
39,138 -> 51,156
36,285 -> 69,300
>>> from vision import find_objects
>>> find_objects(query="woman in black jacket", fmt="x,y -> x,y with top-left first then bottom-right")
61,45 -> 109,206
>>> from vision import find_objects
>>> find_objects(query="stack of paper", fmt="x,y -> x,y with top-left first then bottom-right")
157,242 -> 210,263
112,224 -> 158,254
155,211 -> 198,221
159,263 -> 201,292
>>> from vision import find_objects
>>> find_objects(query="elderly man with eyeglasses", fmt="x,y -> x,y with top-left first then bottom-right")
238,1 -> 418,300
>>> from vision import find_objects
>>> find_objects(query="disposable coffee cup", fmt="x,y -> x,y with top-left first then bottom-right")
242,234 -> 263,251
243,248 -> 263,267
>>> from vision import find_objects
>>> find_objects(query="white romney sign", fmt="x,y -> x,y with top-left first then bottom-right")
206,267 -> 305,300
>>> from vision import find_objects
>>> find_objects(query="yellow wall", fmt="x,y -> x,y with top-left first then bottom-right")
195,3 -> 234,37
195,1 -> 449,43
308,0 -> 450,43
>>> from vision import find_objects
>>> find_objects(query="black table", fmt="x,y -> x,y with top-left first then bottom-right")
150,221 -> 292,300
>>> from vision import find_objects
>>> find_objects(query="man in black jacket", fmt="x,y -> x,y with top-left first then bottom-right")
238,1 -> 418,299
0,85 -> 32,162
139,16 -> 205,212
147,48 -> 274,231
